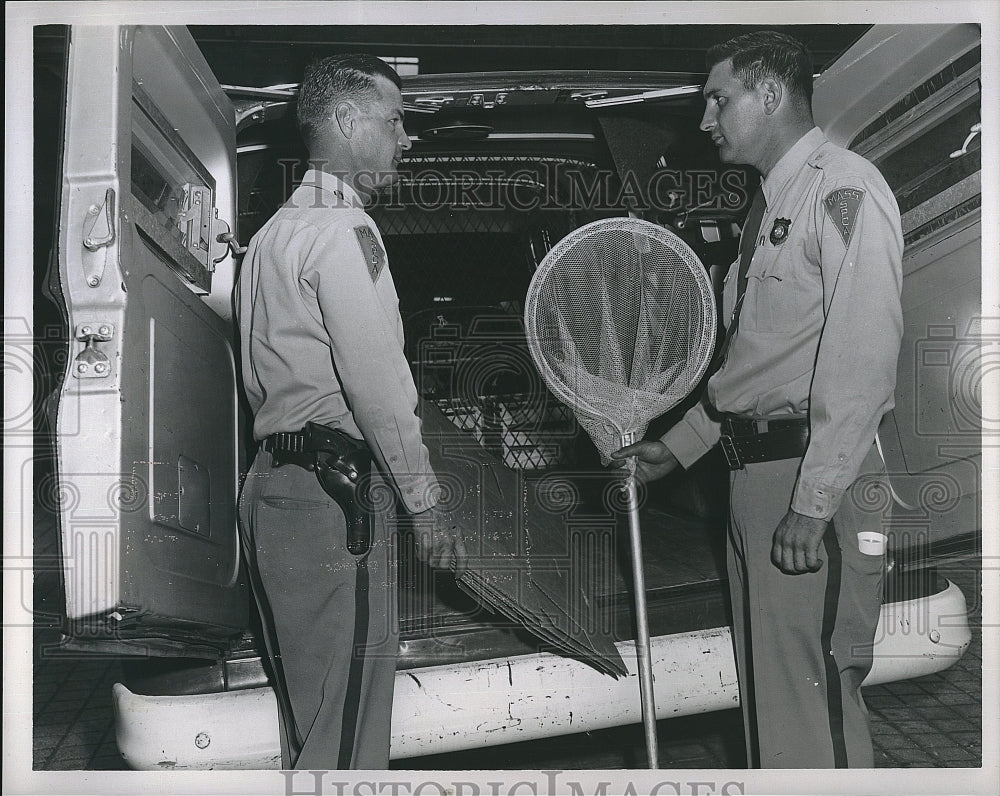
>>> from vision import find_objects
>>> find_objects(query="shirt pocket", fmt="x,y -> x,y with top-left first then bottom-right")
742,252 -> 804,334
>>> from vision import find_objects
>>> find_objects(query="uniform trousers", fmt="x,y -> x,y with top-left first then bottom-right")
238,450 -> 398,769
727,444 -> 887,768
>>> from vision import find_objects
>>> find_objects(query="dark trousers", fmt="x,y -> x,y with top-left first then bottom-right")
727,444 -> 887,768
238,450 -> 398,769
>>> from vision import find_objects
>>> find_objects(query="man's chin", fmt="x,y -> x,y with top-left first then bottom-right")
355,169 -> 399,197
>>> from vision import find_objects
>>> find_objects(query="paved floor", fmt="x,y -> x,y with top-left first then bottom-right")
31,518 -> 982,771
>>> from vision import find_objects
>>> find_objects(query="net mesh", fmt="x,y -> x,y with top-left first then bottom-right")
525,218 -> 716,463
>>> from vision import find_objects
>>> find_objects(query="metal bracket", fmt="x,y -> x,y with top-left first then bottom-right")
175,183 -> 216,271
72,322 -> 115,379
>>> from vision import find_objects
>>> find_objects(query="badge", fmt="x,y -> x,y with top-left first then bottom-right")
353,225 -> 386,282
823,187 -> 866,246
769,218 -> 791,245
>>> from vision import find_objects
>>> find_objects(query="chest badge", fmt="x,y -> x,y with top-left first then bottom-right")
769,217 -> 791,246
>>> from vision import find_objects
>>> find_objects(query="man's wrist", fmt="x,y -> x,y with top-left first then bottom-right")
790,478 -> 843,520
788,508 -> 829,528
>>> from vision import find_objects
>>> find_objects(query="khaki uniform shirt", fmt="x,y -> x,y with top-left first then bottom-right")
663,127 -> 903,520
236,169 -> 438,514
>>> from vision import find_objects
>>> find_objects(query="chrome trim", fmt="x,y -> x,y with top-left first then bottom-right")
584,84 -> 702,107
410,132 -> 596,142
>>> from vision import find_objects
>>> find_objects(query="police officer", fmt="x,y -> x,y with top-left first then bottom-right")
235,54 -> 466,769
615,31 -> 903,768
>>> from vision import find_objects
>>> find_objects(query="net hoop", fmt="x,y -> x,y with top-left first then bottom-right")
524,216 -> 717,451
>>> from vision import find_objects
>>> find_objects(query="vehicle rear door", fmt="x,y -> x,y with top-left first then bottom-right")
814,24 -> 982,550
54,25 -> 247,656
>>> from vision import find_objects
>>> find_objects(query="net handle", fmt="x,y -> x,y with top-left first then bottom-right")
620,429 -> 659,767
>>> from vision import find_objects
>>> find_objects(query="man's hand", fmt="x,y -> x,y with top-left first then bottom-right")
411,506 -> 468,576
770,510 -> 829,574
611,440 -> 679,484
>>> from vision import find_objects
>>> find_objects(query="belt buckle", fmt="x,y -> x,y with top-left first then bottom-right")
720,434 -> 744,470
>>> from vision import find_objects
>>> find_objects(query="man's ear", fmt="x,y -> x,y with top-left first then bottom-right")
334,100 -> 355,138
759,77 -> 783,116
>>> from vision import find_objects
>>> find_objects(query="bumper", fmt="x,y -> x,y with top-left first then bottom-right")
113,579 -> 971,770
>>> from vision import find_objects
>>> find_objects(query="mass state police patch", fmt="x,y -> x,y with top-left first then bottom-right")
354,225 -> 386,282
823,187 -> 866,247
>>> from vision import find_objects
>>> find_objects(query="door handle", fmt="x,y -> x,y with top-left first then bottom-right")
83,187 -> 116,251
81,187 -> 116,288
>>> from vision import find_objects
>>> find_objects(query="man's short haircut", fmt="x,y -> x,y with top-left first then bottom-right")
707,30 -> 814,108
296,54 -> 402,151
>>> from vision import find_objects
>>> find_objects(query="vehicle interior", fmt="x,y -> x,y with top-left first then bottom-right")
224,73 -> 757,673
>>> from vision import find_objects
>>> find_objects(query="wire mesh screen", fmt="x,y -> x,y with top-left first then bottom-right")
430,394 -> 577,469
364,159 -> 610,470
525,218 -> 716,462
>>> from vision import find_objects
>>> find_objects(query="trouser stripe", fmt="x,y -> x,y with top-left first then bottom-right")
820,521 -> 848,767
240,494 -> 304,761
742,591 -> 761,768
338,556 -> 371,769
247,561 -> 304,760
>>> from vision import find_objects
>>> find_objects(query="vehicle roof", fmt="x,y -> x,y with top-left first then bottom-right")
189,23 -> 872,86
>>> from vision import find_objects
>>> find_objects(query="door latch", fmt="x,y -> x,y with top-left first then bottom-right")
73,323 -> 115,379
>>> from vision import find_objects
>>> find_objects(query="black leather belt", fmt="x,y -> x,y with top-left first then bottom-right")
719,414 -> 810,470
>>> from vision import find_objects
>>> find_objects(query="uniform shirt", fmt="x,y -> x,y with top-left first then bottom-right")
235,169 -> 438,514
663,127 -> 903,520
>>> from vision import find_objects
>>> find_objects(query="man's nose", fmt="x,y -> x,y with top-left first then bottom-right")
699,105 -> 715,133
399,127 -> 412,151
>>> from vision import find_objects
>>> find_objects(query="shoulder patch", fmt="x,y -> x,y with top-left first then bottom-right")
823,187 -> 866,247
353,225 -> 386,282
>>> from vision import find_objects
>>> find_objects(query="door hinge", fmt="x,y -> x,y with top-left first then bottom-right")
73,322 -> 115,379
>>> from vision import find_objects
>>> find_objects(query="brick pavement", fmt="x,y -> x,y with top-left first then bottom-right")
868,561 -> 983,769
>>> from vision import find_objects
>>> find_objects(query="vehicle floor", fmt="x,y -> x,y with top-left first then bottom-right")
396,496 -> 730,671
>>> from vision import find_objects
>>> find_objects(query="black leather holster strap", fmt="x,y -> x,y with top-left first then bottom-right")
263,423 -> 374,555
718,414 -> 810,470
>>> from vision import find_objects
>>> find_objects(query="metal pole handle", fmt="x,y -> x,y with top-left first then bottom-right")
621,431 -> 659,769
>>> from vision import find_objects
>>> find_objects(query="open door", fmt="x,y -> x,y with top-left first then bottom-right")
54,26 -> 247,656
814,24 -> 982,547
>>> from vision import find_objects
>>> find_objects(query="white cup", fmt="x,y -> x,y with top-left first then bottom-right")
857,531 -> 888,556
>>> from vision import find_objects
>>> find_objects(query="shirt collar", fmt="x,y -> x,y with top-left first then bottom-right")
297,168 -> 366,209
760,126 -> 827,206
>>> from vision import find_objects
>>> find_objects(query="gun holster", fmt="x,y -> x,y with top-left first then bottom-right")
264,422 -> 374,556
